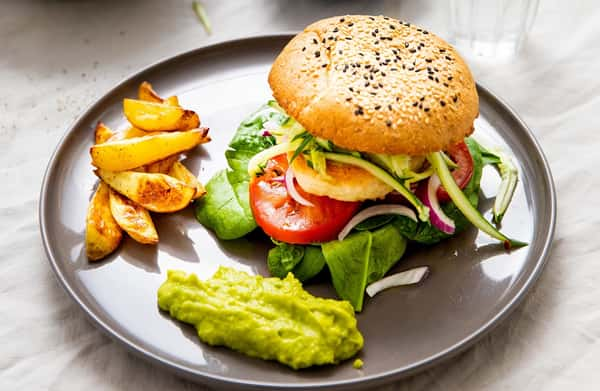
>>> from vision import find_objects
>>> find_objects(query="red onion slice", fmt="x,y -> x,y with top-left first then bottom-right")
338,204 -> 417,241
422,174 -> 455,234
366,266 -> 430,297
285,168 -> 314,207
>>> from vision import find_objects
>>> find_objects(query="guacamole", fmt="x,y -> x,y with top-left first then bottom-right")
157,267 -> 364,369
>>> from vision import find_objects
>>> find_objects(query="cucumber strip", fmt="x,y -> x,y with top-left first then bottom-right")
492,152 -> 518,224
247,141 -> 295,176
323,152 -> 430,221
427,152 -> 526,249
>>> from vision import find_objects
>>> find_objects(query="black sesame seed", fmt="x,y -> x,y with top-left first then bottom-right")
416,28 -> 422,32
415,68 -> 421,72
389,24 -> 395,30
339,50 -> 343,55
419,103 -> 423,109
369,16 -> 375,21
374,40 -> 380,45
383,16 -> 390,20
413,101 -> 418,107
445,56 -> 453,61
388,104 -> 393,111
355,106 -> 364,115
408,66 -> 415,71
312,38 -> 318,44
453,96 -> 458,102
379,83 -> 384,88
302,47 -> 306,52
321,38 -> 325,44
352,71 -> 357,75
365,64 -> 371,69
402,64 -> 406,69
326,46 -> 331,51
374,105 -> 381,110
439,48 -> 446,53
314,51 -> 320,58
420,97 -> 425,101
428,75 -> 434,80
372,31 -> 377,37
434,67 -> 439,72
435,77 -> 439,82
343,64 -> 349,72
448,76 -> 453,80
370,92 -> 377,96
333,27 -> 339,33
345,37 -> 352,40
359,52 -> 364,56
390,68 -> 398,72
365,82 -> 370,87
381,72 -> 387,77
340,18 -> 345,22
423,30 -> 429,34
322,64 -> 327,68
424,107 -> 430,112
346,97 -> 352,101
404,42 -> 409,48
409,48 -> 417,53
349,87 -> 354,92
348,22 -> 354,27
443,82 -> 449,87
386,120 -> 392,127
425,58 -> 432,63
440,100 -> 446,106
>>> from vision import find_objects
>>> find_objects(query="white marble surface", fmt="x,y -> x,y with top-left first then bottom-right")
1,0 -> 598,389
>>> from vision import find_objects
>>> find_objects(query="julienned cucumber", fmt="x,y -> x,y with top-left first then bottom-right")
322,152 -> 430,222
427,152 -> 526,249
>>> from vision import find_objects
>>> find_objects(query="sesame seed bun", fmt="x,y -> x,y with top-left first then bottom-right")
268,15 -> 479,155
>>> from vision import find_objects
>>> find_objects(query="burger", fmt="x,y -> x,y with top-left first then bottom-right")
197,15 -> 523,310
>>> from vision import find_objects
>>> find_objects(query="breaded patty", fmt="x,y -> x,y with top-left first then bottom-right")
291,154 -> 392,202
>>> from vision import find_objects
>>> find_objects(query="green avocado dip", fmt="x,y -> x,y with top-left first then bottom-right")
157,266 -> 364,369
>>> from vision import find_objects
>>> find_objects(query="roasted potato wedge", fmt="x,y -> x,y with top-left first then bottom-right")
164,95 -> 180,106
144,154 -> 179,174
86,182 -> 123,260
112,126 -> 149,141
94,122 -> 115,144
123,98 -> 199,131
138,81 -> 180,107
96,169 -> 196,213
90,127 -> 209,171
138,81 -> 163,103
108,188 -> 158,244
168,161 -> 206,199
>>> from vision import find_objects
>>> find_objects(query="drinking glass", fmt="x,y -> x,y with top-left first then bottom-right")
448,0 -> 540,59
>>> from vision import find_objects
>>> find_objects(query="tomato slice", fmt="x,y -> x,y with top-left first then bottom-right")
436,141 -> 474,203
249,155 -> 361,244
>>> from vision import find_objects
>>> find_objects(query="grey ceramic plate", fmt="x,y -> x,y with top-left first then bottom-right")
40,35 -> 555,390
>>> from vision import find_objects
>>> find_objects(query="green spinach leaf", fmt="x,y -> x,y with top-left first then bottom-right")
268,243 -> 326,282
322,223 -> 407,312
195,102 -> 288,239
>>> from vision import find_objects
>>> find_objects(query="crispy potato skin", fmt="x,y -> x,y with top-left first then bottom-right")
123,99 -> 200,131
109,189 -> 158,244
168,161 -> 206,199
86,182 -> 123,260
96,169 -> 196,213
90,127 -> 209,171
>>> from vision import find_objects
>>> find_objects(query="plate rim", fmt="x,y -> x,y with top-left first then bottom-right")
39,34 -> 557,390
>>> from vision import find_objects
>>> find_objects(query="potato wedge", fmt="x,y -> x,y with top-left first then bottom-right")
90,127 -> 209,171
86,181 -> 123,260
168,161 -> 206,199
145,154 -> 179,174
138,81 -> 163,103
138,82 -> 179,106
96,169 -> 195,213
123,98 -> 199,131
164,96 -> 180,107
108,188 -> 158,244
95,122 -> 115,144
114,126 -> 149,140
